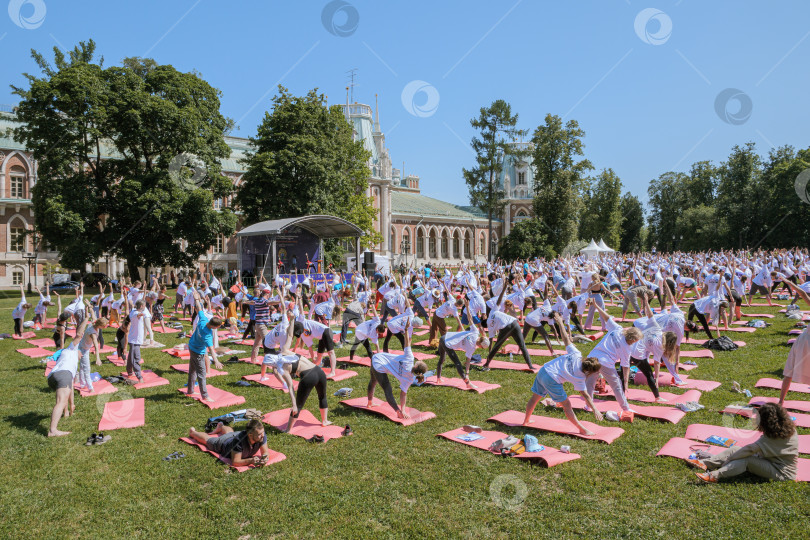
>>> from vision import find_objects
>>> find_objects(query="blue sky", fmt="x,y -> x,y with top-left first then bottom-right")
2,0 -> 809,207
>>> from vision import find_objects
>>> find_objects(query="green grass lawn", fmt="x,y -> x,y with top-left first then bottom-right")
0,297 -> 808,539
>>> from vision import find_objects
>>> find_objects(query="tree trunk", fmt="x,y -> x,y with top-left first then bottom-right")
488,170 -> 493,263
127,257 -> 142,282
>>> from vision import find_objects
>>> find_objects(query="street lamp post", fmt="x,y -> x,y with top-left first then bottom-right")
23,252 -> 37,294
400,239 -> 410,268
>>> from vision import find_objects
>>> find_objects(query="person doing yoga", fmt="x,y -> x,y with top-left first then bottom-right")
367,317 -> 428,420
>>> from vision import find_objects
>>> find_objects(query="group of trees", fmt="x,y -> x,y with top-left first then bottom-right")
14,41 -> 378,279
647,143 -> 810,252
466,103 -> 644,260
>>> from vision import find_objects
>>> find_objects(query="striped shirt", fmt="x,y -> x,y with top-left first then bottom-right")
254,297 -> 271,325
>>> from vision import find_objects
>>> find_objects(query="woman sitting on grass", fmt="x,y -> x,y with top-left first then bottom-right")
523,312 -> 603,436
689,403 -> 798,483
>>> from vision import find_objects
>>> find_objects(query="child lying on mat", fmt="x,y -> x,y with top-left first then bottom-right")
686,403 -> 798,483
523,313 -> 603,436
188,419 -> 270,468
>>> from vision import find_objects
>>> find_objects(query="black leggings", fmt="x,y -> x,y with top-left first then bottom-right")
748,283 -> 770,297
382,330 -> 404,352
242,320 -> 255,340
317,329 -> 335,354
522,320 -> 554,345
617,356 -> 659,398
437,336 -> 467,379
687,304 -> 714,340
13,318 -> 21,336
412,299 -> 430,320
368,365 -> 400,411
349,338 -> 374,360
340,309 -> 363,343
484,321 -> 533,368
294,366 -> 328,413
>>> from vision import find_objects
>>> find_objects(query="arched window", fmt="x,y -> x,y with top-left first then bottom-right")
8,217 -> 27,253
464,231 -> 471,258
390,227 -> 397,254
429,230 -> 437,259
403,229 -> 411,254
452,231 -> 460,258
9,166 -> 26,199
417,229 -> 425,258
441,230 -> 449,258
480,234 -> 485,256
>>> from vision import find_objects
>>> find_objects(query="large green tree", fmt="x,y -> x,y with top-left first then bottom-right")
12,40 -> 236,279
235,86 -> 380,248
619,192 -> 644,252
498,218 -> 554,260
579,168 -> 623,247
463,100 -> 527,261
715,142 -> 760,248
646,171 -> 689,250
531,114 -> 593,254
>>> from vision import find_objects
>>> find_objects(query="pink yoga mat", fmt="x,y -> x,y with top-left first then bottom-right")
484,359 -> 538,372
44,360 -> 55,377
243,373 -> 297,391
597,387 -> 702,405
153,327 -> 182,334
98,398 -> 145,430
567,395 -> 686,424
788,339 -> 796,345
711,326 -> 756,333
341,397 -> 436,426
179,436 -> 286,471
178,385 -> 246,409
78,379 -> 117,397
17,347 -> 54,358
685,423 -> 810,455
437,428 -> 581,467
748,396 -> 810,413
788,329 -> 803,336
107,354 -> 125,367
261,408 -> 347,441
12,332 -> 37,340
502,344 -> 566,356
171,364 -> 228,377
337,355 -> 371,368
634,373 -> 721,392
165,349 -> 191,359
237,356 -> 263,365
755,378 -> 810,394
422,375 -> 500,394
487,410 -> 624,444
121,370 -> 170,390
683,338 -> 747,348
680,349 -> 714,359
741,313 -> 775,318
385,350 -> 437,361
722,405 -> 810,428
27,338 -> 55,347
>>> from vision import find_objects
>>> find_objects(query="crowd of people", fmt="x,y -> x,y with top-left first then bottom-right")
30,248 -> 809,481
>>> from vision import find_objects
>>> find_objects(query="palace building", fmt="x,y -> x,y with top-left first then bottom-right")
0,97 -> 524,287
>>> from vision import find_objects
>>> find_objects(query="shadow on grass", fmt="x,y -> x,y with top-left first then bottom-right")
6,411 -> 48,436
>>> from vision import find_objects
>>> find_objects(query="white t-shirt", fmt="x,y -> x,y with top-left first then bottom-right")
127,308 -> 150,345
261,352 -> 298,370
371,347 -> 416,392
630,317 -> 663,365
541,344 -> 588,391
435,300 -> 458,319
296,315 -> 328,347
444,328 -> 479,358
589,318 -> 632,368
49,344 -> 80,379
487,309 -> 516,339
355,316 -> 381,344
12,300 -> 28,319
263,318 -> 289,350
35,294 -> 51,316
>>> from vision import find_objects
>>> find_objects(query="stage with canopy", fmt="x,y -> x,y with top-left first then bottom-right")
236,215 -> 364,278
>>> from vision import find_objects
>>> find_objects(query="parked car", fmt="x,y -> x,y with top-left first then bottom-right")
47,280 -> 81,295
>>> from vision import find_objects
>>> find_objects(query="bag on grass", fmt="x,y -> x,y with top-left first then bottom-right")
489,435 -> 520,453
746,319 -> 767,328
703,336 -> 738,351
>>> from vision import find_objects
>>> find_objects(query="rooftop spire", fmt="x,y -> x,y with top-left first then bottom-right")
374,93 -> 380,132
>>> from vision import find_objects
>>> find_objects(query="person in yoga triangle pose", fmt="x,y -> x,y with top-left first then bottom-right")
523,312 -> 603,436
264,294 -> 333,433
435,295 -> 489,389
367,317 -> 428,420
46,311 -> 92,437
481,271 -> 534,372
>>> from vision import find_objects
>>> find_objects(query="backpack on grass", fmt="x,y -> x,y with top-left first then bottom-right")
703,336 -> 738,351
